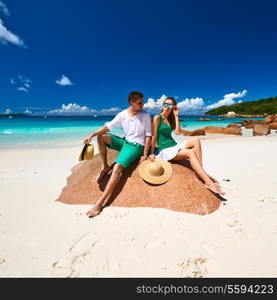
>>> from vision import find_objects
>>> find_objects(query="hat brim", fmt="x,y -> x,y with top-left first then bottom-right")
79,144 -> 94,161
138,159 -> 172,185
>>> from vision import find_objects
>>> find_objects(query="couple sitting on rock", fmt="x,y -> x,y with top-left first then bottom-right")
83,91 -> 224,217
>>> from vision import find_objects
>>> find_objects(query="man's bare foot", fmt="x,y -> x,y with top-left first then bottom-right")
86,203 -> 103,218
96,166 -> 111,183
205,183 -> 225,195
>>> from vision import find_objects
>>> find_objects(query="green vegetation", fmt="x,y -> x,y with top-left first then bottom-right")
0,113 -> 27,117
205,96 -> 277,115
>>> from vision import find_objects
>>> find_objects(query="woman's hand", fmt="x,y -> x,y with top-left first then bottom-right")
83,134 -> 92,144
173,106 -> 180,116
139,155 -> 147,164
148,154 -> 156,162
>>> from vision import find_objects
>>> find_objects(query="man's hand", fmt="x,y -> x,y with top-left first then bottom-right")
83,134 -> 93,144
148,154 -> 155,162
139,155 -> 147,164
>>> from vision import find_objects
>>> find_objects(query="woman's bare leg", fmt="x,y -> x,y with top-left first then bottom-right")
172,149 -> 224,195
185,137 -> 202,167
184,137 -> 218,184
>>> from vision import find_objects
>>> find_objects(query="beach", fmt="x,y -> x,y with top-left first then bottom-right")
0,133 -> 277,277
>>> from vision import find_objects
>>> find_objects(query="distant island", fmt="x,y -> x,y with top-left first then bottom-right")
0,113 -> 27,117
205,96 -> 277,116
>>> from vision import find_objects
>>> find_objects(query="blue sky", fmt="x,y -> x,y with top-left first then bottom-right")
1,0 -> 277,115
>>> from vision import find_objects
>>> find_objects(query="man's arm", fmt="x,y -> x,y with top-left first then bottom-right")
83,112 -> 122,144
139,113 -> 152,163
139,135 -> 151,164
143,136 -> 152,157
83,125 -> 109,144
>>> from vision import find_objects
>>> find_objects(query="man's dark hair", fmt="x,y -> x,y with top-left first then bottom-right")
128,91 -> 144,104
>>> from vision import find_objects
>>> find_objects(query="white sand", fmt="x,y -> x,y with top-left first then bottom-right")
0,135 -> 277,277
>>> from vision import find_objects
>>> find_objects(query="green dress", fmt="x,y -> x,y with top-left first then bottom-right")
157,114 -> 177,152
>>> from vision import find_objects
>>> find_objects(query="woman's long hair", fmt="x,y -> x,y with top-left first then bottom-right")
161,97 -> 177,130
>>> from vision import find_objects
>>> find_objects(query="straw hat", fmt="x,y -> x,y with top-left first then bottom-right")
138,159 -> 172,184
79,143 -> 94,161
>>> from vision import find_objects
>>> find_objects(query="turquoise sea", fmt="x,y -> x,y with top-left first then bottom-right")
0,115 -> 264,149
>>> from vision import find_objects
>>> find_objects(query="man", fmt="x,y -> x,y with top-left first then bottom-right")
83,91 -> 152,217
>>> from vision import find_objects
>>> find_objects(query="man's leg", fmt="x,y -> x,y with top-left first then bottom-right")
87,163 -> 124,217
87,141 -> 143,218
96,133 -> 111,182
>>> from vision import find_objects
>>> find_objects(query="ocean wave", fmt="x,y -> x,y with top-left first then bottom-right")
1,130 -> 13,135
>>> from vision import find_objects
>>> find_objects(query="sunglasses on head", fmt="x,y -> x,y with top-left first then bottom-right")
163,103 -> 173,109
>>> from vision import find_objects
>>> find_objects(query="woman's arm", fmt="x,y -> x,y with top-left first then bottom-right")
173,106 -> 181,135
150,115 -> 160,154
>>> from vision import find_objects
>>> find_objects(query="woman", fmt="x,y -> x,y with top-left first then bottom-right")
149,97 -> 224,195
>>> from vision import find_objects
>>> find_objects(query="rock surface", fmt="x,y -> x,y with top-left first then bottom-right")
204,126 -> 242,135
245,124 -> 256,129
223,127 -> 242,135
56,150 -> 222,215
269,122 -> 277,130
253,124 -> 270,136
238,114 -> 266,118
181,128 -> 205,136
226,124 -> 241,129
198,117 -> 210,121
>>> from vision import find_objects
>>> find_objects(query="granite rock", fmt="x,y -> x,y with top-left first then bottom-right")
56,150 -> 222,215
253,124 -> 270,136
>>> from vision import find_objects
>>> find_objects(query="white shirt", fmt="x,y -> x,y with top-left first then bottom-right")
106,109 -> 152,146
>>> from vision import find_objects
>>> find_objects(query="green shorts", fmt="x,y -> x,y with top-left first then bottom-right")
107,134 -> 144,168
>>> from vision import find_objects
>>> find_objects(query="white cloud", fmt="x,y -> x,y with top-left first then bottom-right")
17,86 -> 29,92
143,94 -> 205,114
56,75 -> 74,86
24,109 -> 32,114
25,107 -> 48,110
143,90 -> 247,115
19,75 -> 32,84
10,75 -> 32,92
0,1 -> 10,16
100,107 -> 121,113
22,90 -> 248,117
205,90 -> 247,111
4,108 -> 12,114
46,103 -> 123,116
143,95 -> 168,114
178,97 -> 206,114
0,18 -> 25,47
143,98 -> 156,109
47,103 -> 96,116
